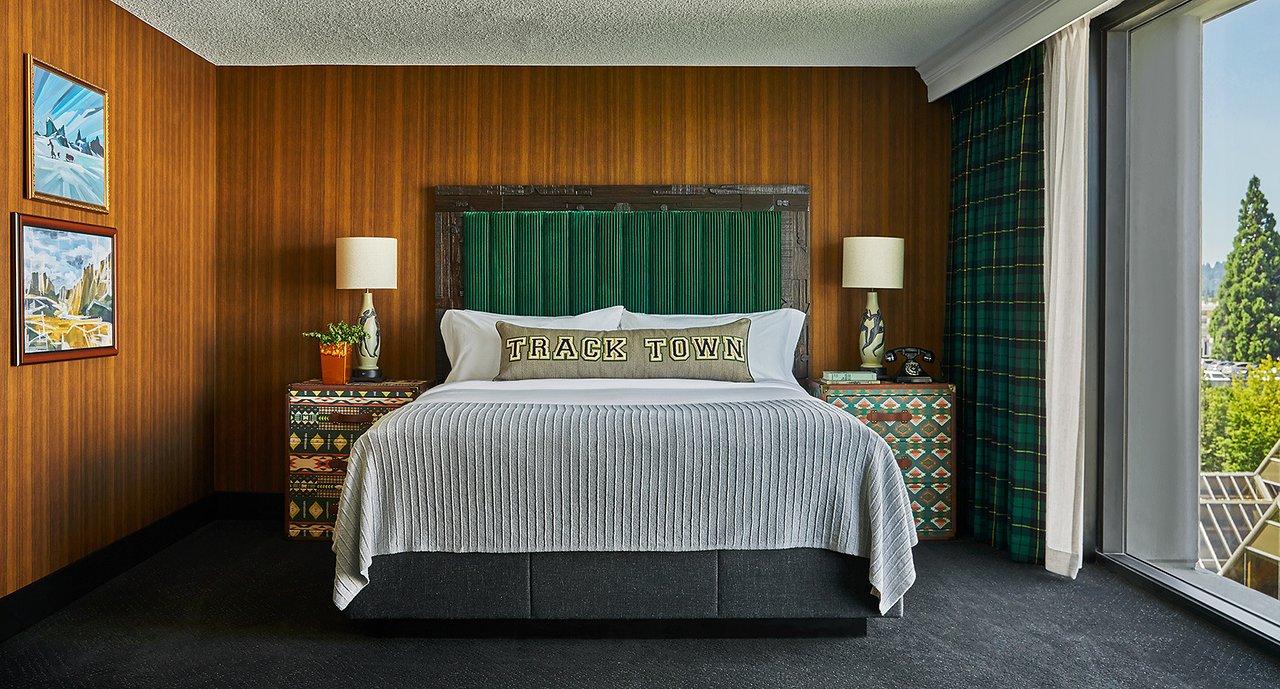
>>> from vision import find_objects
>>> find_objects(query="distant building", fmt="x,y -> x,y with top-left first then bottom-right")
1201,299 -> 1216,358
1200,445 -> 1280,601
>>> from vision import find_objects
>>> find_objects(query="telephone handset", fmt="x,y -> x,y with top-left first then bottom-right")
883,347 -> 936,384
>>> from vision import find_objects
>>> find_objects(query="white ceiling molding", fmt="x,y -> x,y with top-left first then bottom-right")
917,0 -> 1118,102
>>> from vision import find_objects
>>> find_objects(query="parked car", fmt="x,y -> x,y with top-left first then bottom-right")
1203,370 -> 1232,386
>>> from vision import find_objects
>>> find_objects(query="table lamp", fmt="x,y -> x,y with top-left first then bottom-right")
842,236 -> 904,372
337,237 -> 398,382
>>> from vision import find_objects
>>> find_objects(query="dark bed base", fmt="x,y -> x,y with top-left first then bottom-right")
345,548 -> 880,636
360,617 -> 866,639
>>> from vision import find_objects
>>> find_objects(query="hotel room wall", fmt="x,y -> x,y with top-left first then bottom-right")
215,65 -> 951,493
0,0 -> 218,596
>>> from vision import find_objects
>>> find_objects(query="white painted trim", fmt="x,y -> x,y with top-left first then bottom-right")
916,0 -> 1118,101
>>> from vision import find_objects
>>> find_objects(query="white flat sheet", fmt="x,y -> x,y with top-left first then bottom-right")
414,378 -> 811,407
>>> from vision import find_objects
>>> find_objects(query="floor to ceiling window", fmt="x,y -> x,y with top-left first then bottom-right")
1099,0 -> 1280,644
1196,0 -> 1280,601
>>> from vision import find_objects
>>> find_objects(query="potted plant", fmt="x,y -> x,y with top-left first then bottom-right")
303,321 -> 367,385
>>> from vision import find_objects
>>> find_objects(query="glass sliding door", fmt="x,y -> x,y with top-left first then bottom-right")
1099,0 -> 1280,642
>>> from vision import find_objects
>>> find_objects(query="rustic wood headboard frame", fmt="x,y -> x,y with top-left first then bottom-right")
434,184 -> 811,383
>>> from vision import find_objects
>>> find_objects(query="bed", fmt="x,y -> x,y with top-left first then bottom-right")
333,185 -> 917,636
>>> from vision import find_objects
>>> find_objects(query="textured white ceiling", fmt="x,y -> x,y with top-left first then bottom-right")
110,0 -> 1010,67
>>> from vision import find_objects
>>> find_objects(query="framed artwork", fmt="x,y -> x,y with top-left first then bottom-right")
11,214 -> 118,365
26,56 -> 109,213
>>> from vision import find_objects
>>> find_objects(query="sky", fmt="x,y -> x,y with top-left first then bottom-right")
31,65 -> 104,143
1202,0 -> 1280,264
24,227 -> 112,293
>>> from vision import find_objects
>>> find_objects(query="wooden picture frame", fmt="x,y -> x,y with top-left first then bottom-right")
26,55 -> 109,213
12,213 -> 118,365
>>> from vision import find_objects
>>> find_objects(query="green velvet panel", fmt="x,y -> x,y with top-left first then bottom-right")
462,211 -> 782,316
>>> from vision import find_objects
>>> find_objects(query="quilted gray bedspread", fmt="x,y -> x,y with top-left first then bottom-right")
332,397 -> 918,614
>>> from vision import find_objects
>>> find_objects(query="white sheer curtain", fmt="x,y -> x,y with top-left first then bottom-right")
1044,16 -> 1091,579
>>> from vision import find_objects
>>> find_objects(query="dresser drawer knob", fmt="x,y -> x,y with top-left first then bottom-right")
865,411 -> 913,423
329,411 -> 374,424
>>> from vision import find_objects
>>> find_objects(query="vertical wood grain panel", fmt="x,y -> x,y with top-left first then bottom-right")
1,0 -> 216,597
214,65 -> 950,493
11,5 -> 955,592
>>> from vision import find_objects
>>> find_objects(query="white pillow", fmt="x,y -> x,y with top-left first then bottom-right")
619,308 -> 805,385
442,306 -> 625,383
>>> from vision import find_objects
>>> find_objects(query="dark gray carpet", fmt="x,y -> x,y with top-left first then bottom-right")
1,520 -> 1276,688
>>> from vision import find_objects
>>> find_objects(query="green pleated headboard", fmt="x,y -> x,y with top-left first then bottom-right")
461,211 -> 782,316
434,185 -> 811,381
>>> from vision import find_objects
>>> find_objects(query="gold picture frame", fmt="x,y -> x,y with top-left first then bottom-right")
25,55 -> 109,213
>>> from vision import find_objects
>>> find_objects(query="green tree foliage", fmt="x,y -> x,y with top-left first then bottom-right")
1201,359 -> 1280,473
1201,382 -> 1230,472
1209,176 -> 1280,362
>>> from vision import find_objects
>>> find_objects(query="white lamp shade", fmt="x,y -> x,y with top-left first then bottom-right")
336,237 -> 398,290
842,236 -> 904,289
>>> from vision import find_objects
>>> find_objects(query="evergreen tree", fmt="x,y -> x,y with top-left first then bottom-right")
1200,360 -> 1280,473
1209,176 -> 1280,362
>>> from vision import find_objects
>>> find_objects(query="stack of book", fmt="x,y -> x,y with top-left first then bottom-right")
819,370 -> 881,384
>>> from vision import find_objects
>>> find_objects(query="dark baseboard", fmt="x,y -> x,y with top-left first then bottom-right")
359,617 -> 868,639
0,495 -> 215,641
0,491 -> 283,642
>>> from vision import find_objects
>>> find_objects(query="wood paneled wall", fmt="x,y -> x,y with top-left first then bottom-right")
1,0 -> 217,597
215,66 -> 950,493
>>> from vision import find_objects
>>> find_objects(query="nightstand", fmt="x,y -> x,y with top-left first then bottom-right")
286,379 -> 430,540
807,380 -> 957,540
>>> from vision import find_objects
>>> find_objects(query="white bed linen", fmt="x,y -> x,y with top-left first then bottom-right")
620,309 -> 806,386
417,378 -> 811,407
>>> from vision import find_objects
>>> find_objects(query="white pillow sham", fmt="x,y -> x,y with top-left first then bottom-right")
441,306 -> 625,383
619,308 -> 805,385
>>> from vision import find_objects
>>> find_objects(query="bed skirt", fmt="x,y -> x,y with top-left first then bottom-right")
344,548 -> 893,627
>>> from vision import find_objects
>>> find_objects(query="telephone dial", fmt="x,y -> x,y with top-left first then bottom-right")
883,347 -> 936,384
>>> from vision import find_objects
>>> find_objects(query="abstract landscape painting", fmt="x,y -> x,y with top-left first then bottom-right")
27,57 -> 108,212
12,214 -> 117,365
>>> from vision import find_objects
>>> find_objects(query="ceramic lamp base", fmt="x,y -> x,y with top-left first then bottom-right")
355,290 -> 385,382
858,290 -> 886,370
351,367 -> 384,382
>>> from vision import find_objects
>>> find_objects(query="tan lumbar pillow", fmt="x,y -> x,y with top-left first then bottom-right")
494,319 -> 753,382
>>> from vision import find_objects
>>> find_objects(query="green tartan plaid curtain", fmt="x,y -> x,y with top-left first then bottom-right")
944,46 -> 1048,563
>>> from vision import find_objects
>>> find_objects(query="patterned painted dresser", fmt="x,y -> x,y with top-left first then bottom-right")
807,381 -> 957,540
287,379 -> 430,540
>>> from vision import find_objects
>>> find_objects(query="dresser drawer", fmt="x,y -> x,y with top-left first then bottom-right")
888,442 -> 954,482
821,395 -> 952,444
289,428 -> 368,455
288,400 -> 397,430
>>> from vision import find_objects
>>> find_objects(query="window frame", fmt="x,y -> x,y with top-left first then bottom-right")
1095,0 -> 1280,646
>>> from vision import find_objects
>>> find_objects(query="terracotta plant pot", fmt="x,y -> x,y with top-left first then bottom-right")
319,343 -> 352,385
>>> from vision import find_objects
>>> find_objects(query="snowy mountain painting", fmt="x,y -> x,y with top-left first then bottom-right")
29,59 -> 107,211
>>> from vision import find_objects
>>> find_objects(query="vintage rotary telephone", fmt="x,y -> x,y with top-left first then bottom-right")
883,347 -> 936,383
